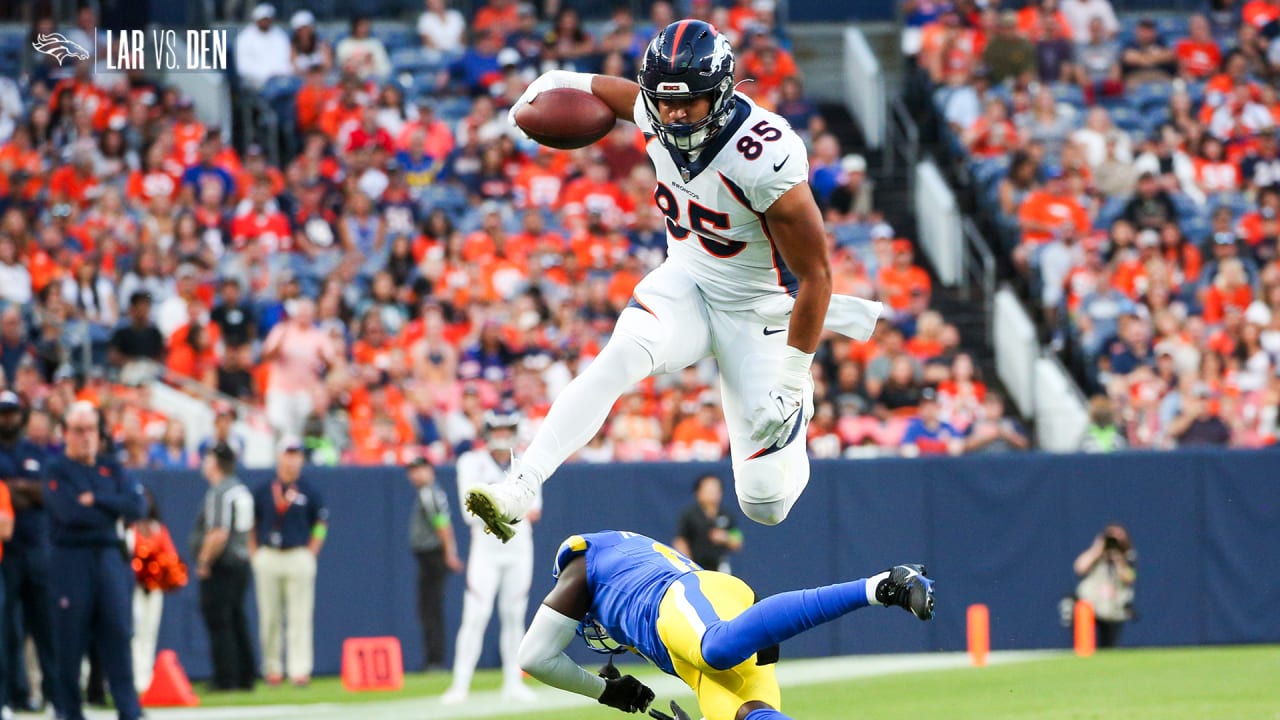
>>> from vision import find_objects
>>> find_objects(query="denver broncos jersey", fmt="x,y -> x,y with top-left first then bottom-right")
552,530 -> 703,675
633,91 -> 810,310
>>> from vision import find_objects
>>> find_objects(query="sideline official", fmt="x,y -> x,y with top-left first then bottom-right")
251,437 -> 327,687
407,457 -> 461,671
45,402 -> 145,720
0,391 -> 59,715
193,443 -> 256,691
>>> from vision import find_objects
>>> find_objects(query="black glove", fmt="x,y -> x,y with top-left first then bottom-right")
598,674 -> 655,713
599,662 -> 622,681
649,700 -> 694,720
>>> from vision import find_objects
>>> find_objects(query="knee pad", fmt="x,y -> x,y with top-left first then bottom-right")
738,499 -> 787,526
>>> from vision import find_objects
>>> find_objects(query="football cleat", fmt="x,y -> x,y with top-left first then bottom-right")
465,471 -> 538,543
875,564 -> 935,621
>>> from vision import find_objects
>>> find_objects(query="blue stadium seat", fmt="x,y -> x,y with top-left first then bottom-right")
1132,82 -> 1173,113
1156,17 -> 1188,39
1050,83 -> 1086,110
1181,215 -> 1211,244
1172,192 -> 1201,220
260,75 -> 302,102
1108,106 -> 1144,133
1208,192 -> 1252,219
436,96 -> 473,123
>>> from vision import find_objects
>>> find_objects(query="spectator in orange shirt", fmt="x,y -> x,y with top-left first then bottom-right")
49,145 -> 100,209
1202,258 -> 1255,324
670,395 -> 726,461
1016,166 -> 1090,268
395,98 -> 455,158
739,34 -> 799,109
962,97 -> 1020,159
0,479 -> 13,559
1236,187 -> 1280,251
1175,15 -> 1222,80
474,0 -> 521,36
877,239 -> 933,318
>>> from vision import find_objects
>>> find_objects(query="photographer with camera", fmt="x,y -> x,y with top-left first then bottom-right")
1073,523 -> 1137,647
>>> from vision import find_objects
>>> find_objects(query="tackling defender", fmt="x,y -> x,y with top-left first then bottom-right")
516,530 -> 934,720
469,20 -> 883,541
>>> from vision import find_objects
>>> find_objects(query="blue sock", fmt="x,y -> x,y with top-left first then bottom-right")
744,708 -> 793,720
701,579 -> 870,671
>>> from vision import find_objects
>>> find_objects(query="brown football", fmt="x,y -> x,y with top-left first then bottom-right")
514,88 -> 616,150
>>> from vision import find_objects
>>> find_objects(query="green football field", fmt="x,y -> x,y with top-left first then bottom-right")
169,645 -> 1279,720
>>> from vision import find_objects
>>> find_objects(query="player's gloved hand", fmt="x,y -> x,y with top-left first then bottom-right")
598,674 -> 655,714
648,700 -> 694,720
598,662 -> 621,680
749,345 -> 815,448
507,70 -> 597,135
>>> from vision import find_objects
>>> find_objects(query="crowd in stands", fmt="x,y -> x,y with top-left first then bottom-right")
915,0 -> 1280,449
0,0 -> 1030,470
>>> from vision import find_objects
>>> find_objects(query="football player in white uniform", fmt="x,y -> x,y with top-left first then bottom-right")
467,20 -> 881,541
442,408 -> 541,703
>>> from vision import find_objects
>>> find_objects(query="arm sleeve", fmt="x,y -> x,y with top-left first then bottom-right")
43,463 -> 106,528
632,92 -> 653,136
516,604 -> 607,701
94,470 -> 146,523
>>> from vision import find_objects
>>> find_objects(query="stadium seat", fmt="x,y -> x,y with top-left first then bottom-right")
1095,195 -> 1129,230
1181,215 -> 1211,244
1108,107 -> 1143,133
1050,83 -> 1086,110
1132,82 -> 1173,114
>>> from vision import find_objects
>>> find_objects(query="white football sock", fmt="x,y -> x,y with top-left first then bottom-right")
866,571 -> 890,606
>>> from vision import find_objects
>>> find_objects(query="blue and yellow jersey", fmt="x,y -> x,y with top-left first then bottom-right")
553,530 -> 703,675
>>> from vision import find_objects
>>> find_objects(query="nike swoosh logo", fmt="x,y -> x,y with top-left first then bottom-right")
772,155 -> 790,172
762,327 -> 785,336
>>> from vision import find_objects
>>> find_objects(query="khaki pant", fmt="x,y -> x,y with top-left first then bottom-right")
251,547 -> 316,680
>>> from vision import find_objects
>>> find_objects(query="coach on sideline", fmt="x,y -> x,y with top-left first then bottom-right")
251,436 -> 328,687
45,401 -> 145,720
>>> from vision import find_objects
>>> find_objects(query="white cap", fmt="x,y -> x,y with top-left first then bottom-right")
277,434 -> 304,454
497,47 -> 521,67
290,9 -> 315,29
251,3 -> 276,21
842,154 -> 867,174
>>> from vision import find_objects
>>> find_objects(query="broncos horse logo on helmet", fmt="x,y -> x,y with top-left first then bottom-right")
638,20 -> 736,154
32,33 -> 90,66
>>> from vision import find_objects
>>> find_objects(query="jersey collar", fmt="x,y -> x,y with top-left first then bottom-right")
662,96 -> 750,183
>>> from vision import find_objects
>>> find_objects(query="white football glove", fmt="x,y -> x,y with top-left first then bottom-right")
749,345 -> 815,449
507,69 -> 597,136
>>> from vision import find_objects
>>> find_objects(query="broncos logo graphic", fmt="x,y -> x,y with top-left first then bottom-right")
32,33 -> 90,66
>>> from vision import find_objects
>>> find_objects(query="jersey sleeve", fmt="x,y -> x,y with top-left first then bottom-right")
552,534 -> 590,580
736,112 -> 810,213
632,92 -> 654,136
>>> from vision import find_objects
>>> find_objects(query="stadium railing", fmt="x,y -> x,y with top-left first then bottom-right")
841,26 -> 885,150
913,159 -> 963,286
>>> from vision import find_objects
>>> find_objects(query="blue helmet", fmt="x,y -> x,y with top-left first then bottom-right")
638,20 -> 737,154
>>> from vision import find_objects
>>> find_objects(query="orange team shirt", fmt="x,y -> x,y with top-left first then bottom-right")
965,117 -> 1020,159
1111,257 -> 1152,300
461,231 -> 498,264
1165,244 -> 1203,288
607,267 -> 642,309
570,231 -> 630,270
1017,190 -> 1090,245
49,167 -> 100,208
172,120 -> 207,166
513,165 -> 566,209
1202,284 -> 1253,324
741,49 -> 800,98
1175,40 -> 1221,78
480,257 -> 528,302
1244,0 -> 1280,28
351,339 -> 399,372
671,418 -> 721,448
296,84 -> 336,134
1193,158 -> 1241,194
876,265 -> 932,311
560,178 -> 634,224
1236,211 -> 1279,247
0,143 -> 43,200
235,166 -> 285,201
1016,7 -> 1072,41
905,335 -> 945,360
25,247 -> 63,294
318,102 -> 364,144
473,4 -> 519,33
126,168 -> 181,205
0,482 -> 10,562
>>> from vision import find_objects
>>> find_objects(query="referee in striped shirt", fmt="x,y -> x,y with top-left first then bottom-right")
408,457 -> 461,671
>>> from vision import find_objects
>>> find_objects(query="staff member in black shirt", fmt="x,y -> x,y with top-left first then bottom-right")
45,401 -> 145,720
250,437 -> 327,687
672,474 -> 743,574
106,292 -> 164,369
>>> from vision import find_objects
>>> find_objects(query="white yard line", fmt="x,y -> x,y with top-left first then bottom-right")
110,651 -> 1058,720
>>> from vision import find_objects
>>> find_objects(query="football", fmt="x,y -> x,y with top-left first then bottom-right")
514,88 -> 616,150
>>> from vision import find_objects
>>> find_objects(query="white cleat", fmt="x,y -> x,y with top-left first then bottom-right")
465,471 -> 538,543
440,687 -> 469,705
501,683 -> 538,702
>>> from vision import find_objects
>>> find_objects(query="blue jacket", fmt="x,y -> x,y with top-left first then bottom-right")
0,438 -> 48,549
44,453 -> 145,548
